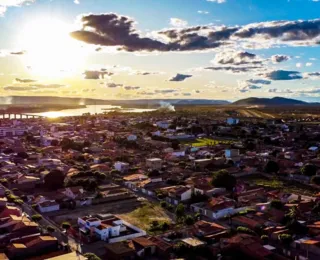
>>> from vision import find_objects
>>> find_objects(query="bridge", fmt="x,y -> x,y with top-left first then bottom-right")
0,113 -> 46,119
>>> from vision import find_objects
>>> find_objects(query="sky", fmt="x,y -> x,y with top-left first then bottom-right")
0,0 -> 319,102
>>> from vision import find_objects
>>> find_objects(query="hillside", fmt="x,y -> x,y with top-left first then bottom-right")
233,97 -> 308,106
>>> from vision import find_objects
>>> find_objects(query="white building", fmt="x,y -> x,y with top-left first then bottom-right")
0,127 -> 27,137
114,162 -> 129,173
127,134 -> 137,141
226,118 -> 240,125
38,200 -> 60,213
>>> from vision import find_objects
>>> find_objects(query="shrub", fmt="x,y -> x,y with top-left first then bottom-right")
237,226 -> 255,235
61,222 -> 71,230
31,214 -> 42,222
47,226 -> 55,232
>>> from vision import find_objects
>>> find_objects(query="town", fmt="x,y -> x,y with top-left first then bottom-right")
0,110 -> 320,260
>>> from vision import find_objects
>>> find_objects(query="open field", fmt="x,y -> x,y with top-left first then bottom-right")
239,175 -> 317,196
119,202 -> 173,231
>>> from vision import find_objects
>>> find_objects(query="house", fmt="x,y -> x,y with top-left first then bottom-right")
192,220 -> 228,241
128,237 -> 156,258
38,200 -> 60,213
0,127 -> 27,137
105,241 -> 135,260
160,186 -> 192,205
226,118 -> 240,125
60,186 -> 84,200
156,121 -> 170,129
46,252 -> 87,260
0,205 -> 22,218
193,159 -> 212,169
127,134 -> 137,141
16,175 -> 41,185
114,162 -> 130,173
77,214 -> 146,243
146,158 -> 162,170
123,174 -> 149,190
225,149 -> 240,162
191,197 -> 240,220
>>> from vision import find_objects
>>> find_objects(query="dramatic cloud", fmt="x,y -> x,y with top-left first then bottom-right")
15,78 -> 37,83
84,70 -> 113,79
234,19 -> 320,46
237,80 -> 262,92
205,65 -> 263,73
262,70 -> 303,80
170,18 -> 188,28
211,51 -> 263,65
71,14 -> 320,52
271,54 -> 290,63
169,73 -> 192,82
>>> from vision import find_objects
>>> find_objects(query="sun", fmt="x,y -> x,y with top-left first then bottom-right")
19,17 -> 85,78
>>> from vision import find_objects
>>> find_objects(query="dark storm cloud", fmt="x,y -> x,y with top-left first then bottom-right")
262,70 -> 303,80
271,54 -> 290,63
84,70 -> 113,79
234,19 -> 320,43
169,73 -> 192,82
71,13 -> 320,52
205,65 -> 262,73
212,51 -> 263,65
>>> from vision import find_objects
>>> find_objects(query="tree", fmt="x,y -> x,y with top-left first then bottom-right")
237,226 -> 255,235
3,148 -> 14,154
31,214 -> 42,222
184,215 -> 195,225
84,253 -> 101,260
264,160 -> 279,174
44,169 -> 65,190
278,234 -> 293,247
17,152 -> 29,159
175,203 -> 185,220
261,235 -> 268,244
301,164 -> 317,177
311,175 -> 320,185
61,222 -> 71,230
211,170 -> 236,191
51,139 -> 59,146
270,200 -> 284,210
47,226 -> 55,232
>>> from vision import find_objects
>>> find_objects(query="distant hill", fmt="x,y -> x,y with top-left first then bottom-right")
0,96 -> 230,106
233,97 -> 310,106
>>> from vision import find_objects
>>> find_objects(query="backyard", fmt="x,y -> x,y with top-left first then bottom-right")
119,202 -> 173,232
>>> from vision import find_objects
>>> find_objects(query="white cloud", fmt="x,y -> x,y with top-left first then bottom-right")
306,62 -> 313,67
197,10 -> 209,14
74,0 -> 80,4
170,18 -> 188,28
296,63 -> 302,68
207,0 -> 226,3
0,0 -> 34,15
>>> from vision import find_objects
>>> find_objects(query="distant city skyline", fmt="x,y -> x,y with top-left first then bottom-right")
0,0 -> 319,101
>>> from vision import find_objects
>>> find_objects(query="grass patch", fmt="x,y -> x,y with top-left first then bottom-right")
182,138 -> 233,147
119,202 -> 172,232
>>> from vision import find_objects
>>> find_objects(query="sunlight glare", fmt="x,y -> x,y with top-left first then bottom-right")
19,17 -> 85,78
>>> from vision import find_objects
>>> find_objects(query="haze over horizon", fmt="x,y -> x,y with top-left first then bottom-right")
0,0 -> 320,102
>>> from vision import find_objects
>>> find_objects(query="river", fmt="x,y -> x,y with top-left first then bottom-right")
29,105 -> 156,118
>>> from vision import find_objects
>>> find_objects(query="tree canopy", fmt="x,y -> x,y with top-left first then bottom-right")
211,170 -> 236,191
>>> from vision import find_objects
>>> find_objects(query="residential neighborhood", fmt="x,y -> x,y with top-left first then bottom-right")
1,112 -> 320,259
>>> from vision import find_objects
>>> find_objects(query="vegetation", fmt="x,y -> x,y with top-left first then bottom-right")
61,222 -> 71,230
31,214 -> 42,222
83,253 -> 101,260
264,160 -> 279,174
270,200 -> 284,210
236,226 -> 255,235
301,164 -> 317,177
44,169 -> 65,190
175,203 -> 185,221
311,175 -> 320,185
211,170 -> 236,191
47,226 -> 56,232
120,202 -> 172,232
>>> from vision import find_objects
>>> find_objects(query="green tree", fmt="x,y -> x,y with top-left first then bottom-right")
44,169 -> 65,190
264,160 -> 279,174
311,175 -> 320,185
301,164 -> 317,177
31,214 -> 42,222
175,203 -> 185,220
47,226 -> 55,232
270,200 -> 284,210
84,253 -> 101,260
184,215 -> 195,225
211,170 -> 236,191
278,234 -> 293,247
61,222 -> 71,230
